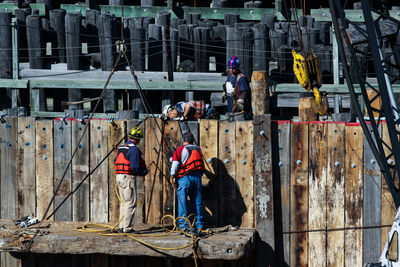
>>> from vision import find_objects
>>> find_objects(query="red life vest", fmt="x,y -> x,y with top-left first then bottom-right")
177,145 -> 205,178
115,143 -> 145,175
188,100 -> 205,119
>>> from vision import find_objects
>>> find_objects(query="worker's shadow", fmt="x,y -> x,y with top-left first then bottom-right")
200,158 -> 246,227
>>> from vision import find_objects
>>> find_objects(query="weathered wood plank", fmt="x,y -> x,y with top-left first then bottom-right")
17,117 -> 36,218
290,122 -> 308,267
126,120 -> 145,224
0,117 -> 19,267
108,120 -> 125,224
298,97 -> 317,122
163,121 -> 180,220
235,120 -> 254,228
381,121 -> 396,252
308,122 -> 327,267
53,119 -> 72,221
0,220 -> 256,260
253,115 -> 274,246
200,119 -> 219,227
344,124 -> 363,267
90,119 -> 109,223
71,120 -> 89,222
326,122 -> 345,267
179,121 -> 199,145
271,120 -> 291,265
91,254 -> 108,267
363,124 -> 381,264
217,121 -> 239,226
0,117 -> 18,220
144,118 -> 163,224
36,120 -> 54,220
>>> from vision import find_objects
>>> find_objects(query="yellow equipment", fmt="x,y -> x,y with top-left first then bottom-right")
128,126 -> 144,139
292,49 -> 328,115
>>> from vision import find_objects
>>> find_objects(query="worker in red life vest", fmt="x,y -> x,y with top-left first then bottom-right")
170,132 -> 205,234
224,56 -> 252,121
114,126 -> 148,233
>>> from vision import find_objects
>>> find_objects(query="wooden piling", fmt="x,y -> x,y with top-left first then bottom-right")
251,71 -> 269,115
17,117 -> 36,218
66,12 -> 83,110
299,97 -> 317,122
0,12 -> 13,110
308,122 -> 327,267
326,122 -> 345,267
344,124 -> 363,266
90,119 -> 109,223
71,120 -> 90,222
290,122 -> 308,267
50,9 -> 66,63
235,120 -> 254,228
53,119 -> 72,221
148,23 -> 163,71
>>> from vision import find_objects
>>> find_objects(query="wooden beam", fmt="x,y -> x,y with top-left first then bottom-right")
298,97 -> 317,122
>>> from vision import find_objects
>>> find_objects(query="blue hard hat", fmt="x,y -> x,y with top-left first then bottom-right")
227,56 -> 240,68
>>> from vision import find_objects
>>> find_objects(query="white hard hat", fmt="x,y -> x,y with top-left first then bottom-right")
162,104 -> 172,118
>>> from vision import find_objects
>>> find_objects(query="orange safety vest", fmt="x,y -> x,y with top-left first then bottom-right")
188,100 -> 205,119
115,143 -> 145,175
177,145 -> 205,178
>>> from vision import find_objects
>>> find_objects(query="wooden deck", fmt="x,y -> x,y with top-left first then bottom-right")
0,220 -> 256,260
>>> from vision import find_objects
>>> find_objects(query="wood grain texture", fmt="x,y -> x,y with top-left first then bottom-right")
35,120 -> 54,220
308,122 -> 327,267
108,120 -> 125,223
344,125 -> 363,267
53,119 -> 72,221
163,121 -> 180,220
290,122 -> 308,267
17,117 -> 36,218
90,119 -> 109,223
235,120 -> 254,228
217,121 -> 239,226
326,122 -> 345,267
71,120 -> 89,222
253,115 -> 274,247
275,121 -> 291,265
144,118 -> 163,224
200,119 -> 219,227
363,124 -> 381,264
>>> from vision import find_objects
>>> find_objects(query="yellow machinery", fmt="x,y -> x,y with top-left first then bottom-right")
292,49 -> 328,115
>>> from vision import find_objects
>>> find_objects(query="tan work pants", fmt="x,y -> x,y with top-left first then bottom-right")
116,174 -> 137,231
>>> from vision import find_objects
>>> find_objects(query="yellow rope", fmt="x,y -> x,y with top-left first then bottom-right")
75,184 -> 202,258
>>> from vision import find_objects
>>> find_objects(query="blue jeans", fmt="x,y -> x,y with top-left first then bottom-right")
176,171 -> 204,230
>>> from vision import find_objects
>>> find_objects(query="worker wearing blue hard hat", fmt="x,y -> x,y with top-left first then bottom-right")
223,56 -> 252,121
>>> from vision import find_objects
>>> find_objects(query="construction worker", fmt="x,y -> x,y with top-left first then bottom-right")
114,126 -> 148,233
223,56 -> 252,121
162,101 -> 219,121
170,131 -> 205,234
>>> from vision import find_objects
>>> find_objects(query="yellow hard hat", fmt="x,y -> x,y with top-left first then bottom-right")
128,126 -> 144,139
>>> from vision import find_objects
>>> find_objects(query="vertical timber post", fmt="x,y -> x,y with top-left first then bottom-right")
11,17 -> 19,108
251,71 -> 269,115
0,12 -> 12,110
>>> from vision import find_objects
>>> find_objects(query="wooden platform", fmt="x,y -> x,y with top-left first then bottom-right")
0,220 -> 255,260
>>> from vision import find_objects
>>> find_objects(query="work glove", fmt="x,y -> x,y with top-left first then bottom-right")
221,91 -> 226,103
170,175 -> 177,185
233,98 -> 244,112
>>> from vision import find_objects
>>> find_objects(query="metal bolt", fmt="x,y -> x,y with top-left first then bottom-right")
169,157 -> 173,163
7,141 -> 11,147
397,12 -> 400,16
370,159 -> 376,164
259,130 -> 265,136
224,159 -> 229,164
388,159 -> 394,165
42,127 -> 46,131
27,124 -> 31,129
61,144 -> 64,149
25,142 -> 30,146
225,129 -> 228,133
79,144 -> 83,149
278,146 -> 282,151
43,144 -> 47,149
278,161 -> 283,167
43,155 -> 47,160
351,163 -> 356,168
249,10 -> 254,14
334,161 -> 340,167
322,13 -> 326,17
214,9 -> 218,13
144,8 -> 147,12
296,160 -> 302,165
333,147 -> 337,151
98,144 -> 101,148
207,158 -> 212,163
242,160 -> 246,165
